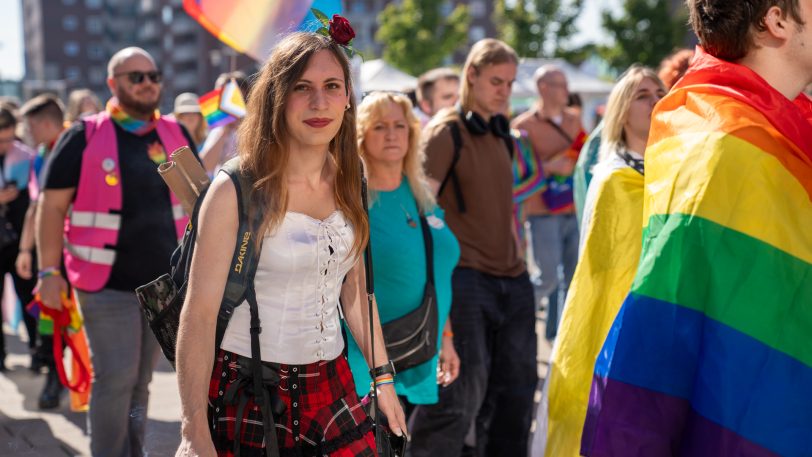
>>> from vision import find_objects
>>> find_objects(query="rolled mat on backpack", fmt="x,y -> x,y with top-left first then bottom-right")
158,146 -> 211,216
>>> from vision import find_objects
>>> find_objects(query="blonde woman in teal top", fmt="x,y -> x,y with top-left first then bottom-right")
347,92 -> 461,407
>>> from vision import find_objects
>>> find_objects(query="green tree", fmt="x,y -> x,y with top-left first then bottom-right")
493,0 -> 584,58
376,0 -> 470,76
600,0 -> 688,72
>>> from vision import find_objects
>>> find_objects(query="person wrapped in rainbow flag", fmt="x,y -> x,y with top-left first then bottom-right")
581,1 -> 812,456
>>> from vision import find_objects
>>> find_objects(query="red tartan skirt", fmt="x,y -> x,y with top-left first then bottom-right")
208,349 -> 376,457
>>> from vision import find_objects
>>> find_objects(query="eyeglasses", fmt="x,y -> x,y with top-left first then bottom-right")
114,70 -> 163,85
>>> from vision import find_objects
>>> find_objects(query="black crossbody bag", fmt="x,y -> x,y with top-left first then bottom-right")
380,213 -> 438,373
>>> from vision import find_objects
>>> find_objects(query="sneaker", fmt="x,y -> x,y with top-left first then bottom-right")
38,369 -> 64,410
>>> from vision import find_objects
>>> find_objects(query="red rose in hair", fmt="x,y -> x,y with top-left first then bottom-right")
328,14 -> 355,46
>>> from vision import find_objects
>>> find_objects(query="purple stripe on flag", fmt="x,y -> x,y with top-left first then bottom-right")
681,413 -> 781,457
582,376 -> 782,457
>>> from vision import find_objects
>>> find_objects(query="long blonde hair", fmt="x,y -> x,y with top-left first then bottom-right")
460,39 -> 518,112
600,65 -> 665,162
357,92 -> 436,213
237,32 -> 368,257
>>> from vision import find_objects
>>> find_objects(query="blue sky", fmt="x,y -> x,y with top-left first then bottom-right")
0,0 -> 620,81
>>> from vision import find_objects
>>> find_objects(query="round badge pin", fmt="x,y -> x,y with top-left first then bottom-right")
105,173 -> 119,187
102,158 -> 116,173
426,214 -> 445,229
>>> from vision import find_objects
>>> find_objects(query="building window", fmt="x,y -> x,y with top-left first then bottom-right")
469,0 -> 486,18
64,42 -> 80,57
163,35 -> 173,51
87,17 -> 103,34
89,67 -> 106,84
65,67 -> 82,81
85,0 -> 102,8
88,43 -> 105,60
63,16 -> 79,31
162,5 -> 173,25
469,26 -> 485,42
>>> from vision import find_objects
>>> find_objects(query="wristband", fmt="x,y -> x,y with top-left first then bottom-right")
442,330 -> 454,338
371,376 -> 395,389
38,267 -> 61,279
370,360 -> 396,379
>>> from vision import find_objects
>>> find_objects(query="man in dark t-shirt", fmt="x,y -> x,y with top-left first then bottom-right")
35,47 -> 195,457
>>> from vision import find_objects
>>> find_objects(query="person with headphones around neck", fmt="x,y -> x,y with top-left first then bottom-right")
409,38 -> 538,457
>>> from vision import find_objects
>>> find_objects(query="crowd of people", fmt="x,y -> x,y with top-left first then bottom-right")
0,0 -> 809,456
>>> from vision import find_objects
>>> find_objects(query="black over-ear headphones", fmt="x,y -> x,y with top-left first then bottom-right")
459,105 -> 511,140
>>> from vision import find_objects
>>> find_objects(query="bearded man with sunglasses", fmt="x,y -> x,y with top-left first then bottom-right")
35,47 -> 196,457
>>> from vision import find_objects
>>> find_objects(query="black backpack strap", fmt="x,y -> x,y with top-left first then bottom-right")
214,158 -> 263,349
216,158 -> 279,457
437,121 -> 466,213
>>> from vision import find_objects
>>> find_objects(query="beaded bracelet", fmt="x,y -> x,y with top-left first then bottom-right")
37,267 -> 61,280
442,330 -> 454,338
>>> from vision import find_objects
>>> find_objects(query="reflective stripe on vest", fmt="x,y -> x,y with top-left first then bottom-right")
65,243 -> 116,266
70,211 -> 122,230
172,203 -> 185,220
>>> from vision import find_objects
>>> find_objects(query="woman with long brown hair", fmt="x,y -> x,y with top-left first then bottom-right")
174,30 -> 407,456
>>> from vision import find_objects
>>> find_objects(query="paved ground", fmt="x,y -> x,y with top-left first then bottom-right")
0,310 -> 552,456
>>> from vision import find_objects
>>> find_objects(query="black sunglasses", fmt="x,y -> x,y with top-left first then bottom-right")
114,70 -> 163,85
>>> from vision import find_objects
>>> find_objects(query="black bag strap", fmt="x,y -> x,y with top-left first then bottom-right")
214,158 -> 264,349
359,164 -> 386,445
418,213 -> 434,288
535,111 -> 574,144
437,121 -> 466,213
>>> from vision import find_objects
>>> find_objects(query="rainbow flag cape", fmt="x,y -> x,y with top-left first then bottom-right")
183,0 -> 342,61
534,153 -> 644,457
581,48 -> 812,457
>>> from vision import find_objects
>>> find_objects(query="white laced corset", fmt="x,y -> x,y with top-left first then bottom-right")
220,210 -> 355,364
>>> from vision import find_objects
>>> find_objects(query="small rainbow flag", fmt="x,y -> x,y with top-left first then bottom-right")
198,88 -> 234,129
581,47 -> 812,457
199,78 -> 247,129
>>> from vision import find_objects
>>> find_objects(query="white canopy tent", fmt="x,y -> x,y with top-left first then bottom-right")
359,59 -> 418,93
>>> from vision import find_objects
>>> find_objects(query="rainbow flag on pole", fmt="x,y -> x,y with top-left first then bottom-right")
581,48 -> 812,457
198,79 -> 246,129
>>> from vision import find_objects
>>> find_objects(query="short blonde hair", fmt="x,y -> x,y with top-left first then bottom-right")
357,92 -> 436,213
600,65 -> 665,162
460,39 -> 518,112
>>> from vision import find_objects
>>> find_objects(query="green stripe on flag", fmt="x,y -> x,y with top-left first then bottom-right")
633,213 -> 812,367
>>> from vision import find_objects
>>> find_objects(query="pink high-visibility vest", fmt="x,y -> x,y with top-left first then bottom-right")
64,112 -> 189,292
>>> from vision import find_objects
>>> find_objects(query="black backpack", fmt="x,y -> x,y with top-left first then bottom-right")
136,157 -> 264,364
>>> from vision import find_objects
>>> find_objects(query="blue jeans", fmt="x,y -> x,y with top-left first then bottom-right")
409,268 -> 538,457
529,214 -> 579,340
76,288 -> 160,457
